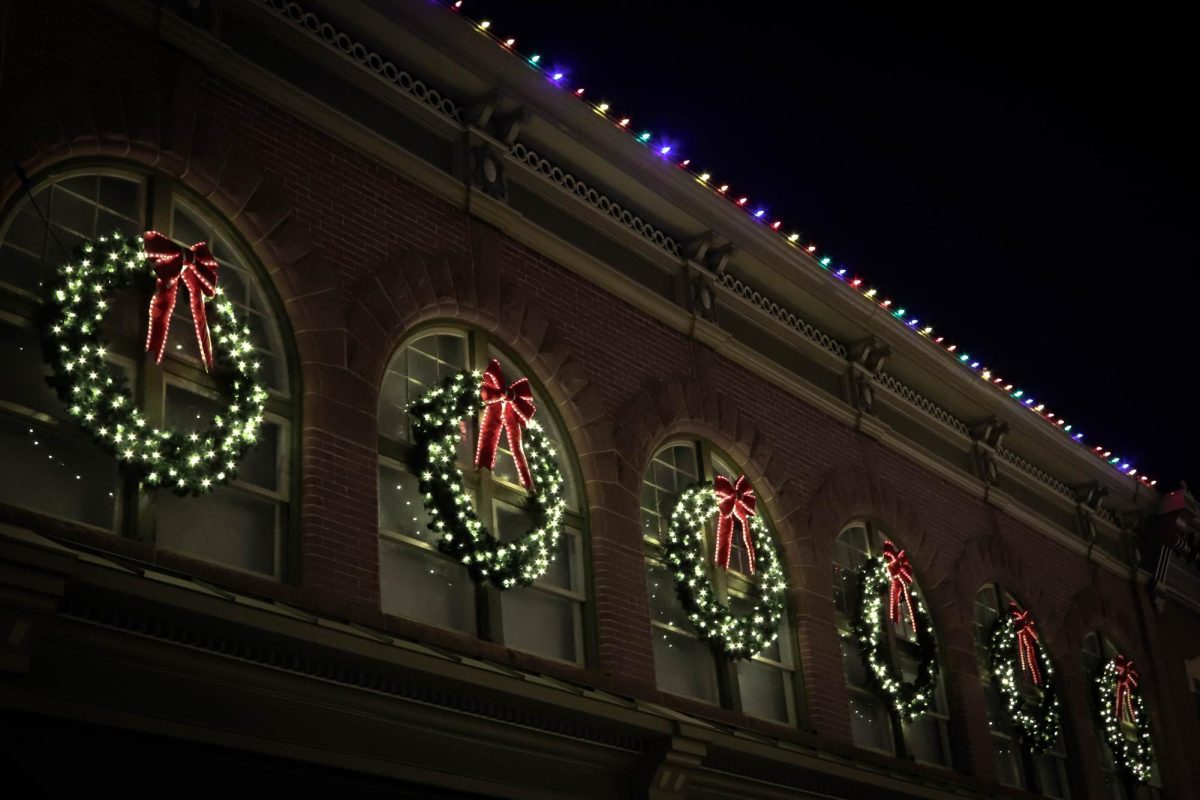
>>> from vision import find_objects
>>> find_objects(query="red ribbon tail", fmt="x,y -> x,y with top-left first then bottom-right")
714,514 -> 733,569
1117,686 -> 1135,722
888,580 -> 900,625
1020,638 -> 1041,686
902,586 -> 916,632
475,403 -> 504,470
183,272 -> 215,372
738,513 -> 756,575
145,279 -> 179,364
504,412 -> 534,490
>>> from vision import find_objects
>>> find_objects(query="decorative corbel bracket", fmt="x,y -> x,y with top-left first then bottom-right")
639,735 -> 707,799
493,107 -> 531,147
1073,481 -> 1108,547
969,416 -> 1009,490
704,242 -> 734,277
845,337 -> 890,417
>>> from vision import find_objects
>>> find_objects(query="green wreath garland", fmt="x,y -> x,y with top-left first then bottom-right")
852,556 -> 940,719
988,616 -> 1061,753
1097,659 -> 1155,783
410,370 -> 567,588
661,484 -> 786,658
42,232 -> 267,494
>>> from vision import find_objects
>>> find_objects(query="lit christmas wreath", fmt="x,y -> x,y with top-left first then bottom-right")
988,602 -> 1061,753
410,360 -> 567,589
1097,655 -> 1155,783
662,476 -> 787,658
851,541 -> 939,719
43,232 -> 267,494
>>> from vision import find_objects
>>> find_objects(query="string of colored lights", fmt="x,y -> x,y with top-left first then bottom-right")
443,0 -> 1155,489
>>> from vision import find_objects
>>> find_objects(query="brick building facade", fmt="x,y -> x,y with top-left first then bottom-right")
1,1 -> 1197,798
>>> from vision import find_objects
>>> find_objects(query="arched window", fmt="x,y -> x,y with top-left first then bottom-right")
1081,632 -> 1163,799
974,583 -> 1070,796
377,327 -> 587,665
0,167 -> 295,577
833,523 -> 951,765
641,440 -> 798,724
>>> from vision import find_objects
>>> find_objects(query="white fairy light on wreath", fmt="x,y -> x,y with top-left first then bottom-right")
409,365 -> 568,588
1097,656 -> 1155,783
43,232 -> 267,494
660,481 -> 786,658
851,547 -> 939,720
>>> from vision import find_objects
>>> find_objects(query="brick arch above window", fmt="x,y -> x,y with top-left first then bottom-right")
804,467 -> 952,614
610,377 -> 789,537
345,226 -> 610,481
0,72 -> 338,358
1060,581 -> 1148,671
954,533 -> 1065,662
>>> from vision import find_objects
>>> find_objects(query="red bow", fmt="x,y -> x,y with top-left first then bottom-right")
713,474 -> 757,574
475,359 -> 537,489
882,540 -> 916,632
1114,655 -> 1139,723
142,231 -> 220,371
1010,602 -> 1043,687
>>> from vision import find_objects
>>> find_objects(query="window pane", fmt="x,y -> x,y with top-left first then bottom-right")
984,682 -> 1015,735
50,184 -> 98,236
832,559 -> 861,617
236,420 -> 280,491
1099,769 -> 1124,799
848,691 -> 894,753
993,735 -> 1024,788
493,499 -> 576,592
0,206 -> 50,293
379,539 -> 475,634
164,384 -> 280,492
1033,753 -> 1068,798
500,587 -> 580,663
0,237 -> 46,294
532,525 -> 576,593
833,526 -> 871,616
647,560 -> 691,630
380,331 -> 469,444
99,176 -> 140,213
379,359 -> 412,442
156,487 -> 277,575
494,498 -> 534,539
904,715 -> 949,766
738,658 -> 790,723
3,207 -> 47,256
379,462 -> 436,544
0,414 -> 118,529
643,444 -> 700,543
652,628 -> 719,703
0,320 -> 70,419
841,635 -> 872,689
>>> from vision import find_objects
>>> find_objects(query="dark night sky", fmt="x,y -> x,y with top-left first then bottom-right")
457,2 -> 1200,491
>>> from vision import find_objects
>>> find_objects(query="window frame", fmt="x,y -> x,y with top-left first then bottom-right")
376,323 -> 592,667
641,438 -> 801,726
0,160 -> 300,580
833,521 -> 953,766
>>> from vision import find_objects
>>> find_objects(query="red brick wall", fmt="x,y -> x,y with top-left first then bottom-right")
3,1 -> 1199,796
